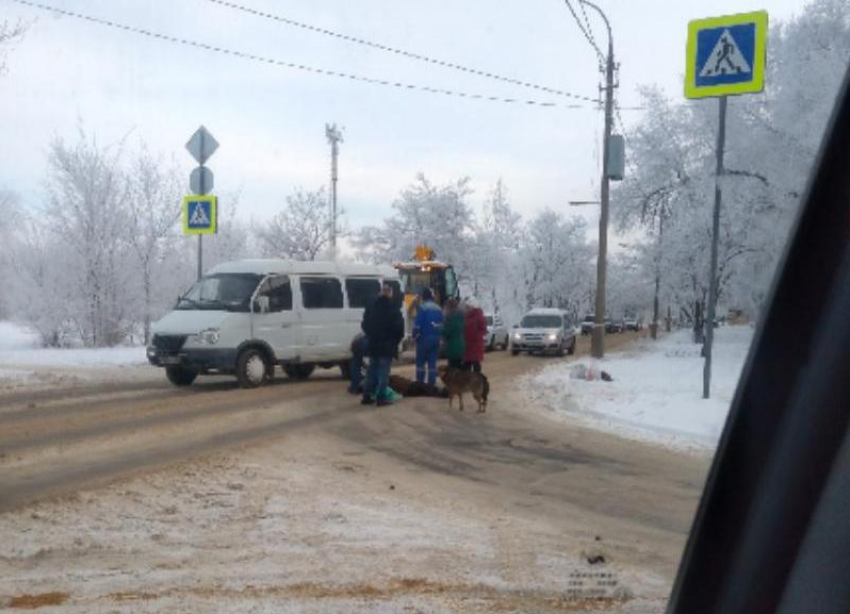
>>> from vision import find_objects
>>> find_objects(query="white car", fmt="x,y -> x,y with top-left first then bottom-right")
147,259 -> 401,388
510,308 -> 577,356
484,314 -> 509,351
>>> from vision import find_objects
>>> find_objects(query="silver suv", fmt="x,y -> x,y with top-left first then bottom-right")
510,308 -> 577,357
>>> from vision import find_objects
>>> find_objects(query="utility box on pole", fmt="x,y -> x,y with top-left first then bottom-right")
607,134 -> 625,181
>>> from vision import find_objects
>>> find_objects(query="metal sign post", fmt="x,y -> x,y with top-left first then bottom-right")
185,126 -> 219,280
704,95 -> 727,399
685,11 -> 767,398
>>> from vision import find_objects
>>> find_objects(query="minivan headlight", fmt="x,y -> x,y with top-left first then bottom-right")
513,332 -> 521,340
197,328 -> 220,345
548,333 -> 558,341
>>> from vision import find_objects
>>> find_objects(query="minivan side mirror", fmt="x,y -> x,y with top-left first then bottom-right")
253,295 -> 270,314
512,324 -> 519,329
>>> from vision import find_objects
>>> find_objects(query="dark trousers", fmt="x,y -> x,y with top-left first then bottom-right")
364,355 -> 392,401
448,357 -> 464,370
348,337 -> 368,393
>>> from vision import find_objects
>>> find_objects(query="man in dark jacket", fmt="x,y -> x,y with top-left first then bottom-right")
361,282 -> 405,406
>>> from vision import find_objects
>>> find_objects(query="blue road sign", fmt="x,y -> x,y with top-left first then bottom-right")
182,195 -> 217,235
685,11 -> 768,99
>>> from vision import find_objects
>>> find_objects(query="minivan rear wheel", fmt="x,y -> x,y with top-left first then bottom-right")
237,348 -> 271,388
283,363 -> 315,380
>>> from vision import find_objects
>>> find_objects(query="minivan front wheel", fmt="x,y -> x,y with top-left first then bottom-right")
166,366 -> 198,387
237,348 -> 271,388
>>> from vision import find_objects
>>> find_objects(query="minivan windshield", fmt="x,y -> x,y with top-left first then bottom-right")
176,273 -> 263,312
521,315 -> 562,328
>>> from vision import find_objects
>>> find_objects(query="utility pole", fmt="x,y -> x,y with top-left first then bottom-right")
651,210 -> 665,340
325,123 -> 343,255
580,0 -> 616,359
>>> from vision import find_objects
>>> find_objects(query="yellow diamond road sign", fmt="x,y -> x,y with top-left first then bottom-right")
183,195 -> 218,235
685,11 -> 768,99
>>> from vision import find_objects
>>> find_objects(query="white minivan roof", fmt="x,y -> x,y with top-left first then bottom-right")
208,259 -> 399,279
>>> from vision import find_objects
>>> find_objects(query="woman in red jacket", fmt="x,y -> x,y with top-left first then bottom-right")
462,296 -> 488,373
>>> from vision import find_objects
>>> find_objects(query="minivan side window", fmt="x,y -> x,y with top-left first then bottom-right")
300,277 -> 344,309
257,275 -> 292,312
345,278 -> 381,309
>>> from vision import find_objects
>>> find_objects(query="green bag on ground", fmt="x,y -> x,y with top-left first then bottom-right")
381,388 -> 403,402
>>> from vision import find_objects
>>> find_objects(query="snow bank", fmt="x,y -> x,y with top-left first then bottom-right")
0,321 -> 40,351
0,321 -> 147,368
526,326 -> 753,452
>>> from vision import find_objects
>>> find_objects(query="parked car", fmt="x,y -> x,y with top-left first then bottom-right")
624,316 -> 642,331
484,313 -> 509,351
580,314 -> 595,336
147,259 -> 401,388
510,308 -> 576,356
605,318 -> 623,333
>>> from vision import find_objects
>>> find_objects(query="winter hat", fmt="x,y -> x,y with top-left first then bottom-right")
464,296 -> 479,309
420,287 -> 434,301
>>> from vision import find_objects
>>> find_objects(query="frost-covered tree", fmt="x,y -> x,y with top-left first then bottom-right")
613,0 -> 850,327
521,209 -> 594,319
353,174 -> 475,280
44,130 -> 133,347
6,218 -> 78,346
0,18 -> 28,75
200,194 -> 250,270
256,187 -> 331,261
469,179 -> 524,317
126,146 -> 184,343
0,190 -> 21,318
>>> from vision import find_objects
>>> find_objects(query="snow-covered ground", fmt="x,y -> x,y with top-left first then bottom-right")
526,326 -> 753,453
0,435 -> 662,613
0,321 -> 147,373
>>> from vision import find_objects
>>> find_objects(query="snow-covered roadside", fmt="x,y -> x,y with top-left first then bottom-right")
0,321 -> 150,391
0,321 -> 147,372
525,326 -> 753,453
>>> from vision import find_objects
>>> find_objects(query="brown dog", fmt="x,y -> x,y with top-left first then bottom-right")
437,366 -> 489,413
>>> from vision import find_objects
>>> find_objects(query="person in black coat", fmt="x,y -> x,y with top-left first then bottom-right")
360,282 -> 405,406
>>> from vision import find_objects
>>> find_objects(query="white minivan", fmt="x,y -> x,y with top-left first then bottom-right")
147,259 -> 401,388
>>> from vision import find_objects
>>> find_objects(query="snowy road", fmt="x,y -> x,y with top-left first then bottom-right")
0,333 -> 712,613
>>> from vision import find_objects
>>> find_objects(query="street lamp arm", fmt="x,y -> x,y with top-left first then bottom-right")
578,0 -> 612,50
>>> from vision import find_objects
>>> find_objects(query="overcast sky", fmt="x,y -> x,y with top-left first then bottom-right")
2,0 -> 803,230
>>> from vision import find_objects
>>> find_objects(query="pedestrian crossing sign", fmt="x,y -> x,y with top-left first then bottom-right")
685,11 -> 768,99
182,195 -> 218,235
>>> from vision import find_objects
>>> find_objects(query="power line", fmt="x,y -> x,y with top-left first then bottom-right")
562,0 -> 604,63
204,0 -> 598,104
11,0 -> 597,109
